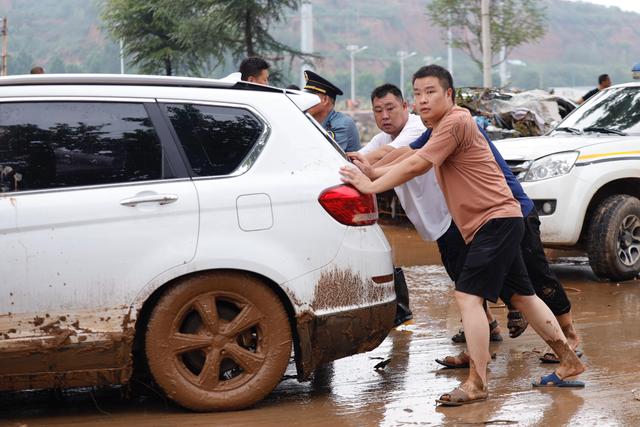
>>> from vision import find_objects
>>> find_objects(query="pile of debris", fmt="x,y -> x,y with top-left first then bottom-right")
455,88 -> 576,140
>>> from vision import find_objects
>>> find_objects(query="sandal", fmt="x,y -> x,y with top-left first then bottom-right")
539,349 -> 583,364
436,386 -> 488,406
436,351 -> 497,369
451,319 -> 503,343
435,351 -> 470,369
532,371 -> 585,388
507,310 -> 528,338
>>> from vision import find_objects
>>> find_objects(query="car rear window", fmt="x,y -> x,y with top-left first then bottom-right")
163,103 -> 264,176
0,101 -> 162,193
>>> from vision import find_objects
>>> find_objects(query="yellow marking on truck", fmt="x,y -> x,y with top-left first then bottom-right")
578,150 -> 640,160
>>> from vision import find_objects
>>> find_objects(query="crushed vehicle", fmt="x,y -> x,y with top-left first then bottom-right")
456,87 -> 577,140
0,74 -> 396,411
495,81 -> 640,281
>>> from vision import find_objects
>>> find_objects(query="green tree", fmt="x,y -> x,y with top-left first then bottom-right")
101,0 -> 205,76
204,0 -> 302,58
173,0 -> 312,80
101,0 -> 308,77
427,0 -> 546,70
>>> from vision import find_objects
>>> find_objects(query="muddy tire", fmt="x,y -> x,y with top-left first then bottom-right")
145,271 -> 292,411
587,195 -> 640,281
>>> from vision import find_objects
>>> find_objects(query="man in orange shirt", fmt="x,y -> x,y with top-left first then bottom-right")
340,65 -> 585,406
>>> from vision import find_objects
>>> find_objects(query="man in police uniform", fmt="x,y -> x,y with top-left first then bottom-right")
304,70 -> 361,152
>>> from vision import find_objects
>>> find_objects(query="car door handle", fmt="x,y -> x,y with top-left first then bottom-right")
120,194 -> 179,207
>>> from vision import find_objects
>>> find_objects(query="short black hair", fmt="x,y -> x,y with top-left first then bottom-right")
370,83 -> 403,103
239,57 -> 270,81
598,74 -> 610,84
412,64 -> 456,102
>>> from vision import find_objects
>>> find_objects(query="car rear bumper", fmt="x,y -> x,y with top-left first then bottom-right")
294,299 -> 396,380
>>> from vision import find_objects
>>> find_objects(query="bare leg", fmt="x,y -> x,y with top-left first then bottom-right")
455,291 -> 491,393
510,294 -> 585,379
556,312 -> 580,350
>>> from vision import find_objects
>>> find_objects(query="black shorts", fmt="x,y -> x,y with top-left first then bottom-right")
522,211 -> 571,315
438,213 -> 572,313
453,217 -> 535,303
436,221 -> 467,283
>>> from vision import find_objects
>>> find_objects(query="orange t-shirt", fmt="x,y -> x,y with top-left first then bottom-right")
416,106 -> 521,243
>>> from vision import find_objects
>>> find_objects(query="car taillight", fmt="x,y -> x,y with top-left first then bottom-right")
318,184 -> 378,226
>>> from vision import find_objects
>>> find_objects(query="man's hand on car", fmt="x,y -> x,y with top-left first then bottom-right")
340,164 -> 375,194
347,152 -> 375,179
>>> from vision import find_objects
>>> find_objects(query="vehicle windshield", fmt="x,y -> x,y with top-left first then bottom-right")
555,86 -> 640,136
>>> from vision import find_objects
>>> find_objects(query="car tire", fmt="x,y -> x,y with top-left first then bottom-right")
587,195 -> 640,281
145,271 -> 292,411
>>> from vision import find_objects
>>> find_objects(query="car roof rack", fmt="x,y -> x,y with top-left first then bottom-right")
0,72 -> 283,93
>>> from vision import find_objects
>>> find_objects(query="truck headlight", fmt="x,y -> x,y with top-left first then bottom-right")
523,151 -> 579,182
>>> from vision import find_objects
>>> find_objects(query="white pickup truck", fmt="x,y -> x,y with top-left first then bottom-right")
494,82 -> 640,281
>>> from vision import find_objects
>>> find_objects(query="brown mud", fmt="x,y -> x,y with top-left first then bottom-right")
312,267 -> 394,310
143,272 -> 293,412
0,224 -> 639,426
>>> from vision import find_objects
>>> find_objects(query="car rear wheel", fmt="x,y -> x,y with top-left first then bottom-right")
587,195 -> 640,281
145,271 -> 292,411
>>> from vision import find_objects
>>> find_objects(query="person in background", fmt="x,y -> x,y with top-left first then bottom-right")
30,66 -> 45,74
304,70 -> 360,152
577,74 -> 611,104
239,57 -> 270,85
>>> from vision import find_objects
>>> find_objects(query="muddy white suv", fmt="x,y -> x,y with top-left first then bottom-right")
0,74 -> 395,411
495,82 -> 640,281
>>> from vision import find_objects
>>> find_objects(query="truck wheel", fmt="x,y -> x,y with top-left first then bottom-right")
145,272 -> 292,411
587,195 -> 640,281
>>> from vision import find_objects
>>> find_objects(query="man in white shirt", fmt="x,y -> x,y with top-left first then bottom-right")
357,84 -> 451,243
354,84 -> 452,327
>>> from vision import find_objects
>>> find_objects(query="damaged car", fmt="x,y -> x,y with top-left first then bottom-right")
456,87 -> 576,140
495,81 -> 640,281
0,74 -> 396,411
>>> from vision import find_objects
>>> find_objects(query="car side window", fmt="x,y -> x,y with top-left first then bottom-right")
163,103 -> 264,176
0,102 -> 163,193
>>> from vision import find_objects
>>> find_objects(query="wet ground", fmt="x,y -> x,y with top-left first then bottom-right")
1,224 -> 640,426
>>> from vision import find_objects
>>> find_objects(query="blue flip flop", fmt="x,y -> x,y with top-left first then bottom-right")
532,371 -> 585,388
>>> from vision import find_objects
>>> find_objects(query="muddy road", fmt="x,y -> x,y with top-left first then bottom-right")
1,224 -> 639,426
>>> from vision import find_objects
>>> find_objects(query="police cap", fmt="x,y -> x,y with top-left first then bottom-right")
304,70 -> 344,99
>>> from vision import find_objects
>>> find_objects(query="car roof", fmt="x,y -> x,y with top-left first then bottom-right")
0,72 -> 282,93
0,72 -> 321,111
609,81 -> 640,89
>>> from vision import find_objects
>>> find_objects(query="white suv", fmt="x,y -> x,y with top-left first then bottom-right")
495,82 -> 640,281
0,74 -> 395,411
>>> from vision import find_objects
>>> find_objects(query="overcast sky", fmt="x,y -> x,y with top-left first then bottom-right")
569,0 -> 640,13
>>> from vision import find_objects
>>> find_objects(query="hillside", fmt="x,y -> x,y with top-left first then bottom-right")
274,0 -> 640,92
0,0 -> 638,92
0,0 -> 120,74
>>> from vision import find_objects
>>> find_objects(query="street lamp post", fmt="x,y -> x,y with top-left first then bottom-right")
397,50 -> 417,96
346,45 -> 368,103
